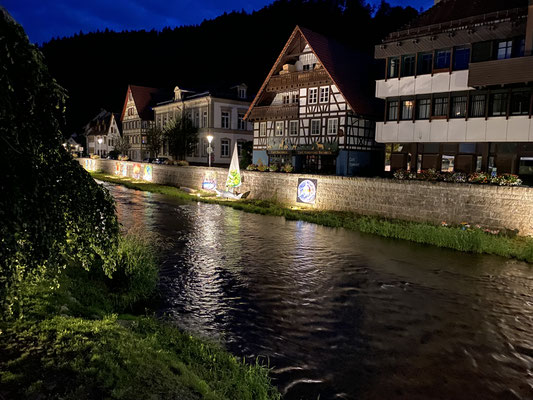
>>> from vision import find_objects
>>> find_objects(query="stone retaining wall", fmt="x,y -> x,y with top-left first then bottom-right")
79,158 -> 533,236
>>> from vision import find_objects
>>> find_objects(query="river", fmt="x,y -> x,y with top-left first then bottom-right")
106,182 -> 533,400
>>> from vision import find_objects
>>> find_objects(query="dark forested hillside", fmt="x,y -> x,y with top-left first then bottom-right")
40,0 -> 418,134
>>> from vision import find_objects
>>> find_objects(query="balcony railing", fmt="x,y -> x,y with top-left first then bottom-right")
468,56 -> 533,87
247,105 -> 299,121
384,7 -> 527,42
266,69 -> 330,92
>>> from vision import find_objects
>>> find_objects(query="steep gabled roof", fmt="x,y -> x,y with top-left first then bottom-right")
405,0 -> 527,29
84,109 -> 114,136
120,85 -> 172,121
245,26 -> 380,120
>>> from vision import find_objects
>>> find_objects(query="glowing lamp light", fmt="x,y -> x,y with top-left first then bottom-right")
98,138 -> 103,144
207,135 -> 213,144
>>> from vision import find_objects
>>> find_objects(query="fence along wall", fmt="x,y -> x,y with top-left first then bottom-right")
80,158 -> 533,236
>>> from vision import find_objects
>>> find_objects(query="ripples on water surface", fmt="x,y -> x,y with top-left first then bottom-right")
107,182 -> 533,400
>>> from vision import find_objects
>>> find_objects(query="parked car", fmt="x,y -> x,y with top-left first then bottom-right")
143,157 -> 155,163
153,157 -> 168,164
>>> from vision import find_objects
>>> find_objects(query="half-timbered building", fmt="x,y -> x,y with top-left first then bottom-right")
83,109 -> 121,157
245,26 -> 383,175
120,85 -> 170,161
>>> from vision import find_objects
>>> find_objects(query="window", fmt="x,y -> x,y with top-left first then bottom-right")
238,88 -> 246,99
388,57 -> 399,78
327,119 -> 338,135
441,155 -> 455,172
202,111 -> 208,128
472,41 -> 493,63
282,94 -> 290,104
459,143 -> 476,153
311,119 -> 320,135
453,46 -> 470,70
516,37 -> 526,58
401,99 -> 414,120
237,141 -> 244,156
451,96 -> 467,118
434,49 -> 451,70
497,40 -> 513,60
194,112 -> 199,128
417,52 -> 433,75
291,93 -> 299,104
401,54 -> 415,77
275,121 -> 284,136
469,94 -> 486,117
309,88 -> 318,104
303,63 -> 316,71
259,122 -> 266,137
221,139 -> 230,157
238,113 -> 246,130
417,98 -> 431,119
128,91 -> 133,101
221,111 -> 230,129
432,96 -> 449,117
289,120 -> 298,136
490,92 -> 508,116
320,87 -> 330,103
511,90 -> 530,115
387,100 -> 399,121
202,139 -> 208,157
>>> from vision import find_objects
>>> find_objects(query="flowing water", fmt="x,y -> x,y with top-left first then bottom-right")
106,182 -> 533,400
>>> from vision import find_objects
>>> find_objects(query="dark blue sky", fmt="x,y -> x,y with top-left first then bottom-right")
3,0 -> 433,44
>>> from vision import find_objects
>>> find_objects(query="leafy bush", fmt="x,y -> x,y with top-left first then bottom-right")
442,172 -> 467,183
90,154 -> 100,159
257,163 -> 268,172
393,169 -> 409,180
468,172 -> 491,184
282,163 -> 294,173
177,160 -> 189,166
0,10 -> 119,316
268,164 -> 279,172
246,163 -> 258,171
491,173 -> 522,186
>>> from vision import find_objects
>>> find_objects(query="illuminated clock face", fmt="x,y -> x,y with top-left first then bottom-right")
297,179 -> 317,204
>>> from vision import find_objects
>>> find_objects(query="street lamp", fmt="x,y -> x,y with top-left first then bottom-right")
207,135 -> 213,167
97,137 -> 103,157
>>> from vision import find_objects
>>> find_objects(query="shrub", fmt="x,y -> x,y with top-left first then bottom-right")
90,154 -> 100,159
417,168 -> 441,181
177,160 -> 189,167
257,163 -> 268,172
393,169 -> 409,180
491,173 -> 522,186
282,163 -> 294,173
118,155 -> 129,161
246,163 -> 257,171
268,164 -> 279,172
468,172 -> 491,184
442,172 -> 467,183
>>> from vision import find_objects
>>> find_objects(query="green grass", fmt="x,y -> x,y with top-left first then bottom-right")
0,232 -> 280,400
92,172 -> 533,263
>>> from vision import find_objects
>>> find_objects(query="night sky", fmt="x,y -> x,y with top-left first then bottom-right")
3,0 -> 434,44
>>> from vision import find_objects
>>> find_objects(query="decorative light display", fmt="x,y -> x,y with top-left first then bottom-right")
143,164 -> 153,181
202,170 -> 217,191
132,164 -> 141,180
297,178 -> 317,204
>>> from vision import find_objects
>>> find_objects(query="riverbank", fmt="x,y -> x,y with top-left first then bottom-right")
0,231 -> 280,400
92,172 -> 533,263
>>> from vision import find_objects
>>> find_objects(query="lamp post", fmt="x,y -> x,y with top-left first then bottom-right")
207,135 -> 213,168
97,137 -> 103,157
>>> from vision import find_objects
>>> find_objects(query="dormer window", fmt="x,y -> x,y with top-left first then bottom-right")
238,87 -> 246,99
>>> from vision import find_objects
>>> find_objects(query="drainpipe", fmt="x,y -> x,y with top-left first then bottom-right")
526,0 -> 533,56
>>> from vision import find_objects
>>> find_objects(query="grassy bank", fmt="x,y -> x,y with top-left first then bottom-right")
92,172 -> 533,263
0,232 -> 280,400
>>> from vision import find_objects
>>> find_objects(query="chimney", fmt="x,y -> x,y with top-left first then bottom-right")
526,0 -> 533,56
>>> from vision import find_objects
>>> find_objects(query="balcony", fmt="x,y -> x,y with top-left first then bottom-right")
266,69 -> 330,92
247,105 -> 299,122
468,56 -> 533,87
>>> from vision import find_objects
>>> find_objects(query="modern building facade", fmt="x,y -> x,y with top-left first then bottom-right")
153,84 -> 253,166
83,109 -> 121,157
245,26 -> 383,176
120,85 -> 169,161
375,0 -> 533,176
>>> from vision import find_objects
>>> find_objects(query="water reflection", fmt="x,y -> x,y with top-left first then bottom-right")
104,182 -> 533,400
